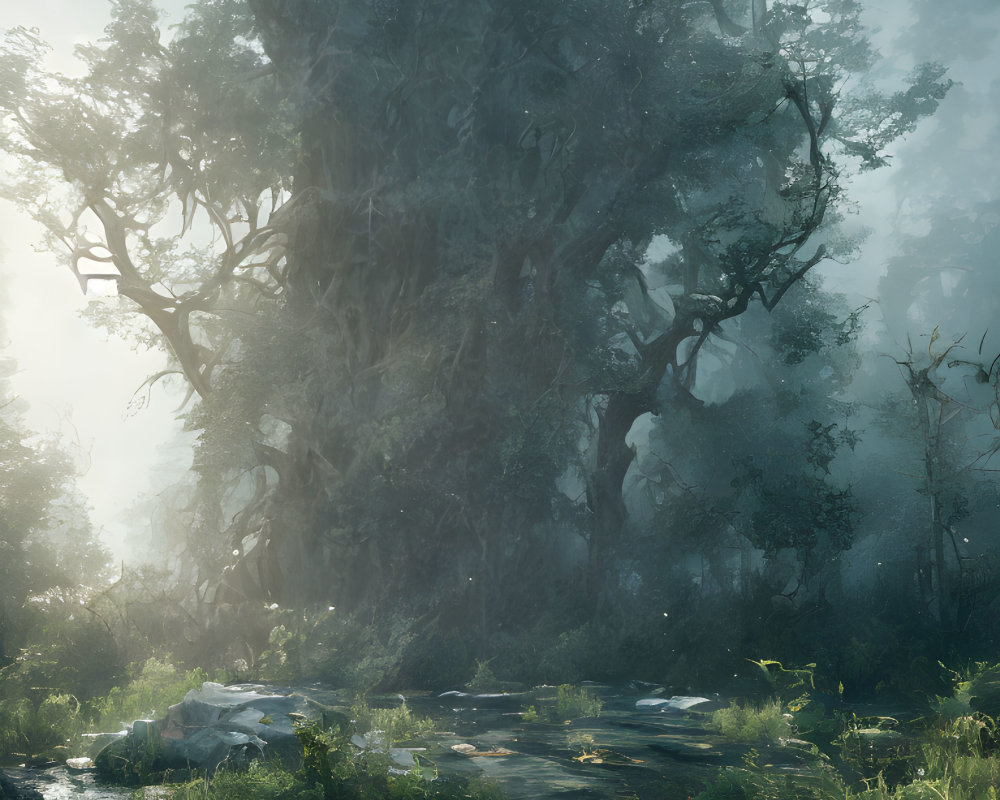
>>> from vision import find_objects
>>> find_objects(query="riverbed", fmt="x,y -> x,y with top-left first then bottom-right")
5,683 -> 822,799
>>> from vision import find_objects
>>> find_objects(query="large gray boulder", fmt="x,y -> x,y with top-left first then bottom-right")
95,683 -> 341,780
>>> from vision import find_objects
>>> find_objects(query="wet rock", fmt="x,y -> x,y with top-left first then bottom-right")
82,730 -> 128,758
437,690 -> 531,711
636,696 -> 712,712
94,683 -> 325,780
349,731 -> 424,769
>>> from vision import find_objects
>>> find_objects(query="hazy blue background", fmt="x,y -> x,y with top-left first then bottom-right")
0,0 -> 997,561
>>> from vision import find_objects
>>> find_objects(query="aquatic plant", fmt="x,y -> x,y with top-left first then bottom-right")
467,660 -> 499,692
695,748 -> 846,800
555,684 -> 603,720
114,717 -> 505,798
699,702 -> 1000,800
518,684 -> 603,724
294,722 -> 504,800
748,659 -> 818,702
349,697 -> 436,747
711,700 -> 793,745
163,760 -> 321,800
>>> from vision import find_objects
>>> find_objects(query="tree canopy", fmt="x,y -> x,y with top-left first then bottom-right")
0,0 -> 954,675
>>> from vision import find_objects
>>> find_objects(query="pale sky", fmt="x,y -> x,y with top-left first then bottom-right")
0,0 -> 193,559
816,2 -> 1000,301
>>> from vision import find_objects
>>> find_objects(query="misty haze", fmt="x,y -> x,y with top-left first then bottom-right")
0,1 -> 998,798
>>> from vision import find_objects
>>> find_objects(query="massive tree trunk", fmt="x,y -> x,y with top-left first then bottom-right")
243,1 -> 798,615
221,0 -> 927,630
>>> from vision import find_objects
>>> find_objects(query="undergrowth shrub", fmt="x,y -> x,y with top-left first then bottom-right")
467,660 -> 499,691
711,700 -> 793,745
165,761 -> 320,800
915,714 -> 1000,798
698,688 -> 1000,800
0,609 -> 123,704
257,608 -> 416,691
695,760 -> 846,800
556,684 -> 602,719
294,722 -> 504,800
520,685 -> 603,723
349,697 -> 435,746
0,692 -> 81,762
93,657 -> 208,730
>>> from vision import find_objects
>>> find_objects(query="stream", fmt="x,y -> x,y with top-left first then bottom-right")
3,765 -> 132,800
401,685 -> 744,798
4,684 -> 825,800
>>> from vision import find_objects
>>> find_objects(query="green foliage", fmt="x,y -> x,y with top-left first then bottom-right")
836,63 -> 955,170
93,657 -> 208,730
162,761 -> 320,800
695,762 -> 845,800
292,722 -> 503,800
711,700 -> 793,745
918,714 -> 1000,786
733,413 -> 860,585
0,610 -> 122,706
256,608 -> 416,692
521,683 -> 604,723
697,764 -> 1000,800
537,624 -> 605,684
555,684 -> 603,720
748,659 -> 818,702
10,0 -> 946,647
258,623 -> 306,685
937,661 -> 1000,719
467,660 -> 499,692
0,692 -> 80,762
769,280 -> 842,366
295,723 -> 353,799
698,675 -> 1000,800
349,698 -> 435,747
0,373 -> 119,761
745,659 -> 843,736
835,713 -> 907,779
852,774 -> 995,800
749,477 -> 857,560
516,685 -> 603,725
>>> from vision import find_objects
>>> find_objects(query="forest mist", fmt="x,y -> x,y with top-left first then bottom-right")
0,1 -> 999,798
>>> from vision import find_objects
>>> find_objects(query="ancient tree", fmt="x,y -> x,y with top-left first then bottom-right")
0,1 -> 950,647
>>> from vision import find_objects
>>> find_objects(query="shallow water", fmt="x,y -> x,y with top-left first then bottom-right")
395,685 -> 749,798
7,684 -> 814,799
5,765 -> 133,800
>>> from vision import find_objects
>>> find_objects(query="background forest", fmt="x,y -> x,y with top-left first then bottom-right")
0,2 -> 999,793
